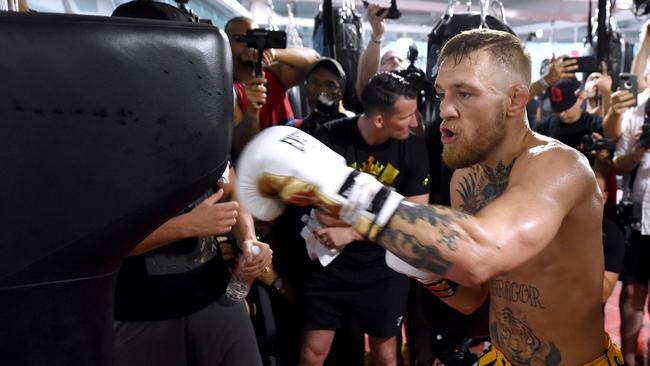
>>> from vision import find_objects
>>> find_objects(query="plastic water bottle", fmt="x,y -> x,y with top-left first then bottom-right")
223,244 -> 261,303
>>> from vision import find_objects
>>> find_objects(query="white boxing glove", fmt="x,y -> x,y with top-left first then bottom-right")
236,126 -> 403,240
237,126 -> 354,221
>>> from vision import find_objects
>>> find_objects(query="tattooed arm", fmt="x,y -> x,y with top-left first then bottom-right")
375,146 -> 595,287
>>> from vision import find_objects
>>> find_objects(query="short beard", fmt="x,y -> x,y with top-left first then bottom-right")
442,108 -> 506,169
443,143 -> 484,169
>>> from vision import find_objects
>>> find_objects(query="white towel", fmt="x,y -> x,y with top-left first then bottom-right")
300,210 -> 341,267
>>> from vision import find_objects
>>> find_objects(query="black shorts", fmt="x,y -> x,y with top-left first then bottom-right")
620,229 -> 650,286
302,259 -> 410,338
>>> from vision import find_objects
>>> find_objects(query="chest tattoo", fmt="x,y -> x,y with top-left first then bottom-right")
457,160 -> 515,214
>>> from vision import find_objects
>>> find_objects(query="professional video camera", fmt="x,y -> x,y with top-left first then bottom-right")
392,43 -> 430,117
300,93 -> 347,135
243,28 -> 287,77
578,134 -> 616,155
394,44 -> 425,82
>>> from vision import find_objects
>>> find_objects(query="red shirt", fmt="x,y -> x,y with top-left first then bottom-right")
233,68 -> 294,130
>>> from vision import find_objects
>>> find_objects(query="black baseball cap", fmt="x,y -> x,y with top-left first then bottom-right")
548,77 -> 582,113
307,57 -> 347,87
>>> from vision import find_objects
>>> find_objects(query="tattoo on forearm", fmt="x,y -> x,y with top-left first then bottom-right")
457,160 -> 515,214
378,199 -> 471,275
395,204 -> 469,227
490,307 -> 561,366
378,160 -> 515,278
490,279 -> 545,309
380,226 -> 453,275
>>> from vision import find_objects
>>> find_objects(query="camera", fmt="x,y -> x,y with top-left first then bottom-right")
619,73 -> 638,107
362,0 -> 402,19
564,56 -> 598,75
244,29 -> 287,50
241,29 -> 287,76
392,44 -> 429,118
300,93 -> 346,135
392,44 -> 427,92
578,134 -> 616,154
617,200 -> 637,226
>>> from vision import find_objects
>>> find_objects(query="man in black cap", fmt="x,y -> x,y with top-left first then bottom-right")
533,77 -> 623,151
297,57 -> 355,135
305,58 -> 350,115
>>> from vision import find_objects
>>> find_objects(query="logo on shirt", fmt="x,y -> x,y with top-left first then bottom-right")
350,155 -> 400,186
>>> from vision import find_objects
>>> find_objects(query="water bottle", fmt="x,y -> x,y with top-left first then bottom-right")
223,244 -> 261,303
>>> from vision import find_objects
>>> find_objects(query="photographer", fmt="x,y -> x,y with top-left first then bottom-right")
612,78 -> 650,366
533,77 -> 624,148
226,16 -> 319,159
297,57 -> 355,135
610,18 -> 650,366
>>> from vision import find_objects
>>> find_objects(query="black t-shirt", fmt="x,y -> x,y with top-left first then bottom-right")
603,217 -> 625,274
114,190 -> 231,321
533,111 -> 603,152
313,116 -> 430,273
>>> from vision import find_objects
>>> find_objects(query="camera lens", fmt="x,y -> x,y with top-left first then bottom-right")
625,81 -> 633,89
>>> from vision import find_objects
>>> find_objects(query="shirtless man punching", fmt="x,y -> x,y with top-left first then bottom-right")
236,29 -> 623,365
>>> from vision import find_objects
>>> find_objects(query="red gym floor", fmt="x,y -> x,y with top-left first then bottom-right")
606,283 -> 650,365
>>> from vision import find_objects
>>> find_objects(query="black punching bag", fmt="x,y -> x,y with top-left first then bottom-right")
313,0 -> 364,113
0,11 -> 231,365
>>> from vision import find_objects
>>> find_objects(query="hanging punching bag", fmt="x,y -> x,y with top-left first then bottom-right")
0,10 -> 231,365
426,13 -> 514,82
313,0 -> 363,112
584,0 -> 634,89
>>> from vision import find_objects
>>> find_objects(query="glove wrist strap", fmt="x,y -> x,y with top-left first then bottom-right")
353,187 -> 403,241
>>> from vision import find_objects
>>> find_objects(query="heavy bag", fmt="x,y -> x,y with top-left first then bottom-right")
426,13 -> 515,81
0,11 -> 231,365
584,32 -> 634,90
313,4 -> 363,113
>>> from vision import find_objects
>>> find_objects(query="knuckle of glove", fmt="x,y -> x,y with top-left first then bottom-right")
236,126 -> 350,222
